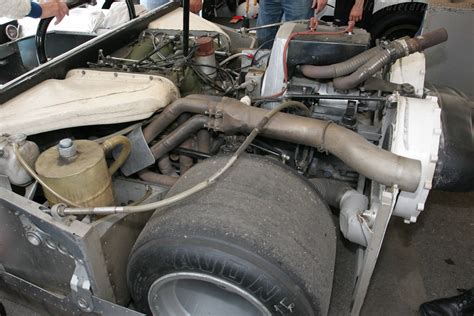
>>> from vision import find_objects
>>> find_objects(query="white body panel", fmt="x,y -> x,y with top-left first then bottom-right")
323,0 -> 428,17
0,70 -> 179,136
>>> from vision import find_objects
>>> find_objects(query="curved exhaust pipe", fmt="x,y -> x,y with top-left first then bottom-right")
144,96 -> 422,192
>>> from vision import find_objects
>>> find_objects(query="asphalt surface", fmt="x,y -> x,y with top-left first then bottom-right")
329,190 -> 474,315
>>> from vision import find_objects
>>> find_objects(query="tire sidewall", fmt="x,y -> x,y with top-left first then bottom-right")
128,237 -> 316,316
369,6 -> 424,41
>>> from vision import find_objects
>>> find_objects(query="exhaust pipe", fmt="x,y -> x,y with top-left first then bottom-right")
144,96 -> 422,192
210,98 -> 421,192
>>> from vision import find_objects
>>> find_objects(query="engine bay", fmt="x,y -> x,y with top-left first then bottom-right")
0,4 -> 472,316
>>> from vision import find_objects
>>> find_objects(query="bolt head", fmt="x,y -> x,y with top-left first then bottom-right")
26,231 -> 42,246
59,138 -> 73,149
58,138 -> 77,159
77,298 -> 89,310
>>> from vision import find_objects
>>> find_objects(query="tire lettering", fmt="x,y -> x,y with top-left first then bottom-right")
280,297 -> 295,313
247,274 -> 280,302
221,259 -> 247,284
198,253 -> 218,273
173,249 -> 219,274
174,248 -> 195,269
273,305 -> 285,315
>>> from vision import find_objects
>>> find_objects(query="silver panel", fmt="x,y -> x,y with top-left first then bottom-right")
115,127 -> 156,177
97,178 -> 168,305
0,187 -> 115,302
0,265 -> 144,316
0,177 -> 168,313
350,186 -> 398,315
0,192 -> 75,294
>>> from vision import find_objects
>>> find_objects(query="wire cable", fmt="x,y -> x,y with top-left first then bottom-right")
57,101 -> 308,216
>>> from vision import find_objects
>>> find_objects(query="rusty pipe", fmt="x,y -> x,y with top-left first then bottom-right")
197,130 -> 210,153
150,115 -> 208,160
180,138 -> 195,174
176,114 -> 195,174
138,170 -> 178,187
211,99 -> 421,192
404,28 -> 448,52
143,95 -> 220,143
157,156 -> 178,177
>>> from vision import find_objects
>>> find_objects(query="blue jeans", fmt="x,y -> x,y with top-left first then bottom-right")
140,0 -> 170,10
256,0 -> 313,46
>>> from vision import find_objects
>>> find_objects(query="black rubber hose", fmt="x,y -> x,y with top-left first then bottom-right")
300,46 -> 384,79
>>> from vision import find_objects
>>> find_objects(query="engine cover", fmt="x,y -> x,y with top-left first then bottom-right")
286,24 -> 371,71
262,22 -> 370,97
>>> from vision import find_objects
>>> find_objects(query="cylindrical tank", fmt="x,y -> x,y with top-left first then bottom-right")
35,136 -> 130,207
0,134 -> 39,186
194,37 -> 217,79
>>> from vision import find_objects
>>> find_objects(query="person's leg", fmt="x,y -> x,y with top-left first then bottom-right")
140,0 -> 171,10
256,0 -> 284,45
334,0 -> 355,26
282,0 -> 313,22
334,0 -> 373,28
359,0 -> 374,29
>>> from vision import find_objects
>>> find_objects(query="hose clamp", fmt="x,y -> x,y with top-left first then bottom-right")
318,121 -> 333,153
395,39 -> 410,56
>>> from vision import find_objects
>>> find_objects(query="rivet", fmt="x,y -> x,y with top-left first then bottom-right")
424,180 -> 432,190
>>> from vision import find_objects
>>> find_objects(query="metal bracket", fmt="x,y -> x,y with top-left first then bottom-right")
0,175 -> 11,190
70,262 -> 94,312
350,186 -> 399,315
24,181 -> 38,200
116,127 -> 156,176
0,264 -> 144,315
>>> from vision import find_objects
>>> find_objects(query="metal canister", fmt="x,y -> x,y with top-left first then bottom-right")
194,37 -> 217,79
35,136 -> 130,207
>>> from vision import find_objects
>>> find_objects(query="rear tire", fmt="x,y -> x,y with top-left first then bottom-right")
127,155 -> 336,315
369,4 -> 426,42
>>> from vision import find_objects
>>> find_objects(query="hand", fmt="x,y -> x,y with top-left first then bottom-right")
349,2 -> 363,22
189,0 -> 203,13
40,0 -> 69,24
312,0 -> 327,13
